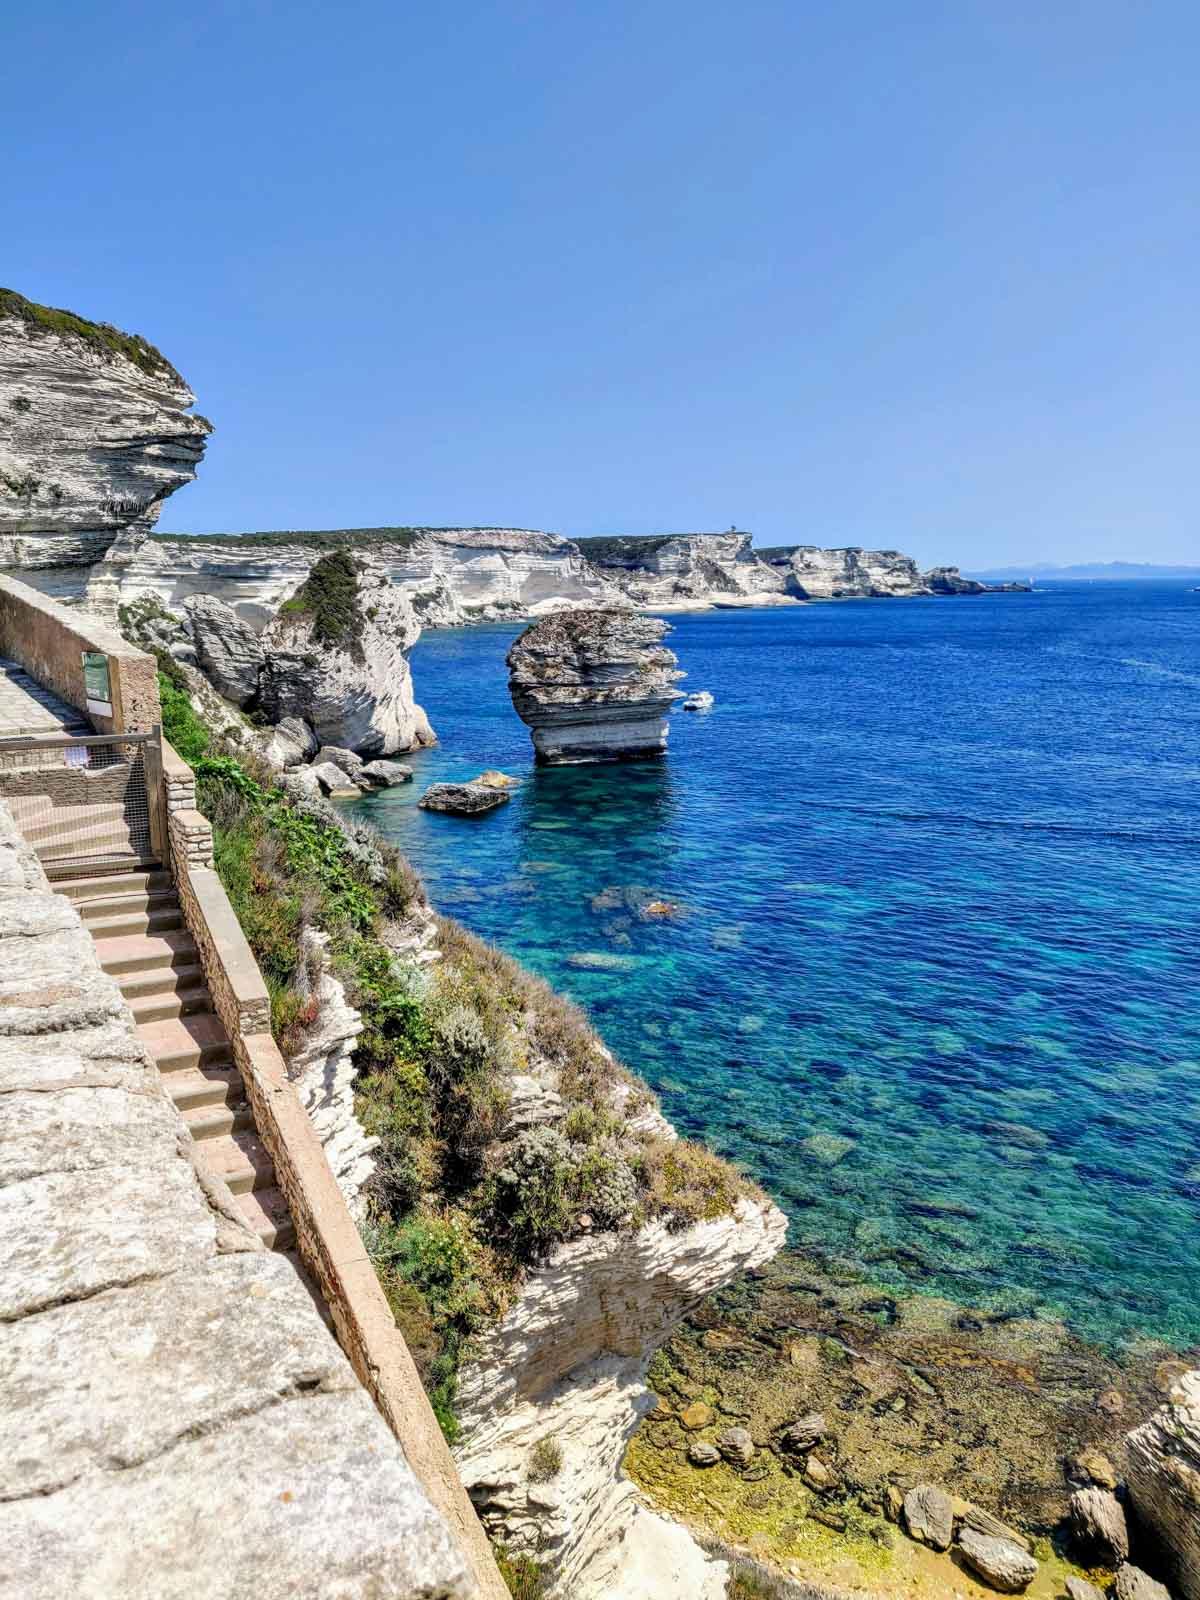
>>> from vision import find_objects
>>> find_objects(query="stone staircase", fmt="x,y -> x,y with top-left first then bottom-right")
56,864 -> 297,1251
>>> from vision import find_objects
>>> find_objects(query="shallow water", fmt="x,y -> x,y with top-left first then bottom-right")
347,583 -> 1200,1348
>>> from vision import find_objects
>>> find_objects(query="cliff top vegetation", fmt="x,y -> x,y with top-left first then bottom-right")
152,526 -> 547,549
277,549 -> 363,647
0,287 -> 180,382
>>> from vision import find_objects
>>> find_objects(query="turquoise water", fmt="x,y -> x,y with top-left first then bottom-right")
348,584 -> 1200,1348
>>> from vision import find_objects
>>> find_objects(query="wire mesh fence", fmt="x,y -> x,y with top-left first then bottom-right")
0,732 -> 160,870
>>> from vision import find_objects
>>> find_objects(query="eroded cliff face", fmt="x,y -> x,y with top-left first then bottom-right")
766,544 -> 928,599
258,557 -> 436,755
0,289 -> 210,612
113,526 -> 615,628
574,532 -> 791,612
455,1198 -> 787,1599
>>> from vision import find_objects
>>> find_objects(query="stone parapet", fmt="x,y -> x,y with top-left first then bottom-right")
0,796 -> 473,1599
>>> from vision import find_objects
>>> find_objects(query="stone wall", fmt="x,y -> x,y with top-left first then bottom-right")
0,571 -> 159,733
162,762 -> 508,1600
0,797 -> 472,1599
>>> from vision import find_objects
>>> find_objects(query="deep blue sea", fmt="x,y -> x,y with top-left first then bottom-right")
349,584 -> 1200,1349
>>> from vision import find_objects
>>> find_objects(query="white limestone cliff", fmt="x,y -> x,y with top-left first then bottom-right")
258,557 -> 436,755
766,544 -> 929,598
111,527 -> 615,627
0,289 -> 210,614
455,1198 -> 787,1599
575,531 -> 792,611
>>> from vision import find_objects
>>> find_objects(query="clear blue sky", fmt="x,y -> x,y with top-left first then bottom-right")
5,1 -> 1197,566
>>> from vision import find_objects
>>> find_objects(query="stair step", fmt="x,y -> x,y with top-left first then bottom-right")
78,889 -> 178,925
165,1062 -> 246,1112
236,1186 -> 296,1250
57,869 -> 171,902
140,1012 -> 231,1073
94,928 -> 198,976
183,1099 -> 254,1141
116,962 -> 206,1001
204,1129 -> 275,1196
129,984 -> 212,1024
85,906 -> 184,939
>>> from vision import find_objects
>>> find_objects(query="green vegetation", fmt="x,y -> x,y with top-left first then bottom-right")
276,549 -> 362,647
0,287 -> 179,380
494,1548 -> 552,1599
572,534 -> 678,562
527,1437 -> 563,1483
160,704 -> 759,1442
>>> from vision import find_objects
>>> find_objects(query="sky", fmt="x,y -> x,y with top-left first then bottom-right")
4,1 -> 1197,568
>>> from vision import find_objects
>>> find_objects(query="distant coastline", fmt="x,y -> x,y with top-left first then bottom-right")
968,561 -> 1200,582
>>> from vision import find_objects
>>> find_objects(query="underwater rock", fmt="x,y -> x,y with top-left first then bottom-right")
957,1526 -> 1039,1592
506,608 -> 684,764
778,1413 -> 826,1456
904,1482 -> 954,1550
1070,1486 -> 1129,1565
419,781 -> 510,816
566,951 -> 637,972
801,1132 -> 856,1165
717,1427 -> 755,1467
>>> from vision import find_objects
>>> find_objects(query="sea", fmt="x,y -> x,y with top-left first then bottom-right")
347,582 -> 1200,1350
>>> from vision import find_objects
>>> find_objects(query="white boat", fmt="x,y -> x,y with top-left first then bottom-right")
682,691 -> 714,711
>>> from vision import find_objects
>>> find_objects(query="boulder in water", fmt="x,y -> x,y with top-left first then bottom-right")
418,781 -> 509,816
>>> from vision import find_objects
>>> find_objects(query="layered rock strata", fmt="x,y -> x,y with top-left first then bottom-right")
111,526 -> 614,627
455,1195 -> 787,1599
258,557 -> 435,755
0,289 -> 210,614
0,799 -> 470,1599
507,609 -> 683,764
764,544 -> 928,598
1126,1370 -> 1200,1600
574,532 -> 791,611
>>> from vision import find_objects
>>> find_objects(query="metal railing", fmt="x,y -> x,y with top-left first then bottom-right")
0,728 -> 165,874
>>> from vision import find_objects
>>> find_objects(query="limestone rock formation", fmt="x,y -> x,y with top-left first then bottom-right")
0,289 -> 210,612
258,555 -> 435,755
113,526 -> 616,628
925,565 -> 989,595
419,782 -> 510,815
454,1196 -> 787,1600
574,531 -> 791,612
957,1527 -> 1039,1592
904,1482 -> 954,1550
766,544 -> 928,599
507,609 -> 684,764
1070,1486 -> 1129,1565
1126,1370 -> 1200,1600
182,594 -> 264,707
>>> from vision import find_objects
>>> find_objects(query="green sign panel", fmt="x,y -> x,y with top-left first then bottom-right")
82,651 -> 112,712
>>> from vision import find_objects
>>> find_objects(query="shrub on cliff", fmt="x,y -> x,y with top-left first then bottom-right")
277,549 -> 361,648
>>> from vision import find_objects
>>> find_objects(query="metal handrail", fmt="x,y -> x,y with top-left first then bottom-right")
0,732 -> 153,753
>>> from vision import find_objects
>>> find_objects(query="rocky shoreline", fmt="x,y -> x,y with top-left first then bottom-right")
622,1247 -> 1196,1600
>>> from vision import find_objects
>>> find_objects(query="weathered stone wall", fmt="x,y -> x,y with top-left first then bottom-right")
0,797 -> 473,1599
0,571 -> 159,733
163,762 -> 508,1599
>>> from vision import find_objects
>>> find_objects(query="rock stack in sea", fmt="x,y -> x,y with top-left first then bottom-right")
506,608 -> 684,763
